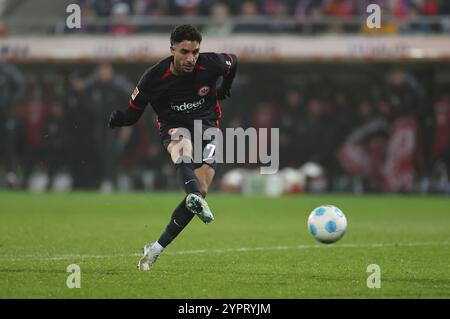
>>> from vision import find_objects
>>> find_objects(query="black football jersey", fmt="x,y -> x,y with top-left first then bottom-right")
129,52 -> 237,125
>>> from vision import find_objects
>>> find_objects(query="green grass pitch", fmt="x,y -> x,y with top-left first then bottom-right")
0,192 -> 449,298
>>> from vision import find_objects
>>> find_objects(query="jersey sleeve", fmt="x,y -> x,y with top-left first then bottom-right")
206,53 -> 238,76
128,67 -> 153,111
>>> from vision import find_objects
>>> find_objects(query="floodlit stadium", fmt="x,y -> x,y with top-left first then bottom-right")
0,0 -> 450,302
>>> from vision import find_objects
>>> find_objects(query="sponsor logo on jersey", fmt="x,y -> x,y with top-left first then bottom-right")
170,98 -> 205,112
198,86 -> 210,97
131,87 -> 139,100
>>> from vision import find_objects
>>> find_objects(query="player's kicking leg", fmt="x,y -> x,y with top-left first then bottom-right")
168,137 -> 214,223
138,165 -> 215,271
137,138 -> 215,271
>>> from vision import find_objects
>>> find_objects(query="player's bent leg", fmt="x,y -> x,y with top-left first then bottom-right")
168,139 -> 214,223
185,164 -> 216,223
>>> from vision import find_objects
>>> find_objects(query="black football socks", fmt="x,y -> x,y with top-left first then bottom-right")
157,198 -> 194,247
158,156 -> 204,247
175,155 -> 203,197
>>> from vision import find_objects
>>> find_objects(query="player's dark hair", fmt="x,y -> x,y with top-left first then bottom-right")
170,24 -> 202,46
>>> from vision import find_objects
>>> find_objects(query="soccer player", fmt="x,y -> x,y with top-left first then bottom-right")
108,24 -> 238,271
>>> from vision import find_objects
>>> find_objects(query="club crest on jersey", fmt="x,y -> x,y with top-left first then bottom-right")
131,87 -> 139,100
198,86 -> 210,97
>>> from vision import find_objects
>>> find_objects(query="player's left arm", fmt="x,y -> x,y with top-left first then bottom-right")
216,53 -> 238,100
108,90 -> 147,128
109,71 -> 152,128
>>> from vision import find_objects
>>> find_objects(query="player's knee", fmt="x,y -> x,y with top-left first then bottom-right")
169,138 -> 193,164
178,138 -> 192,151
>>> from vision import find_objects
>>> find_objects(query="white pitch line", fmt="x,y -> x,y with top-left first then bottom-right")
0,241 -> 449,262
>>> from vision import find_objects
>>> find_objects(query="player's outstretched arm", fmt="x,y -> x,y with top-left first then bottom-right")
108,107 -> 144,128
109,82 -> 149,128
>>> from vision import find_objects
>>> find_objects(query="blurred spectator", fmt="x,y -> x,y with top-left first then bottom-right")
294,0 -> 328,33
268,2 -> 296,32
170,0 -> 201,16
240,1 -> 259,17
383,68 -> 424,118
301,98 -> 336,168
203,2 -> 234,36
235,1 -> 270,33
383,69 -> 426,193
134,0 -> 164,15
91,0 -> 113,17
78,4 -> 96,33
400,2 -> 434,33
432,94 -> 450,169
262,0 -> 292,16
42,102 -> 67,190
295,0 -> 325,18
388,0 -> 413,19
0,0 -> 5,16
325,0 -> 360,33
0,62 -> 24,188
325,0 -> 356,18
251,101 -> 278,129
384,113 -> 422,192
0,0 -> 7,36
278,89 -> 305,167
337,100 -> 390,192
65,73 -> 96,188
21,82 -> 48,189
83,63 -> 133,192
422,0 -> 440,15
120,111 -> 163,190
109,2 -> 136,35
333,92 -> 358,144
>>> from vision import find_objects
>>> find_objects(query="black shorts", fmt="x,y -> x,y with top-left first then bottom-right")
159,119 -> 220,170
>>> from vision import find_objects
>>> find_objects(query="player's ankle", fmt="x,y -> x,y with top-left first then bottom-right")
153,241 -> 165,253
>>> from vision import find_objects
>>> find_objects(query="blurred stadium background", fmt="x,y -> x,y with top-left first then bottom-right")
1,0 -> 450,196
